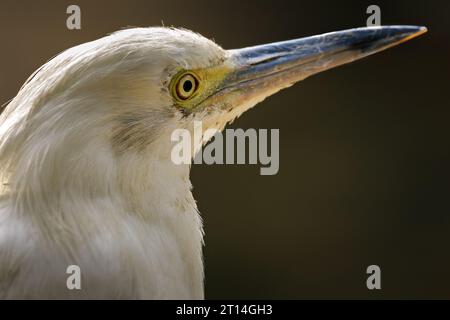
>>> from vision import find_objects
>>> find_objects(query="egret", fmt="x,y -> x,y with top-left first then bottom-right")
0,26 -> 426,299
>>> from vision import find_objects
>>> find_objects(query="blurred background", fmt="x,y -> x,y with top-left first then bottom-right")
0,0 -> 449,299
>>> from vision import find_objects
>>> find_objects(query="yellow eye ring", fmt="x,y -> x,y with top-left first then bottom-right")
174,73 -> 199,100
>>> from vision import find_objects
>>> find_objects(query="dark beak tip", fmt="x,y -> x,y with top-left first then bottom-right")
389,25 -> 428,45
415,26 -> 428,36
400,25 -> 428,36
350,25 -> 427,52
386,25 -> 428,38
359,25 -> 427,40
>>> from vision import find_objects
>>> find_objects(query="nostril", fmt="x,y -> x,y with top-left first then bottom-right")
248,55 -> 281,66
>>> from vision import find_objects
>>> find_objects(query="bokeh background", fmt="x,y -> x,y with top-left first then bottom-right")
0,0 -> 449,299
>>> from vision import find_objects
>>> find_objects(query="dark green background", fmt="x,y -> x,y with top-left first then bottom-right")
0,0 -> 449,298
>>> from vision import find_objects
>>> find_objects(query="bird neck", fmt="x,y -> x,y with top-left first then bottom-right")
1,128 -> 205,297
0,109 -> 202,231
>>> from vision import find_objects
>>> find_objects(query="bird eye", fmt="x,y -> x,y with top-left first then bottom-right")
175,73 -> 198,100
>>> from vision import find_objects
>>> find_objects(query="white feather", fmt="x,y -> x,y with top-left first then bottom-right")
0,27 -> 227,299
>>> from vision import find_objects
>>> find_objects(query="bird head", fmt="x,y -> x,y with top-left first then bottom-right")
91,26 -> 425,153
0,26 -> 426,207
0,25 -> 428,299
162,26 -> 427,133
4,26 -> 427,154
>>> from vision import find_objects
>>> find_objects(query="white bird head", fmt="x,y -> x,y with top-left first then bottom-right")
1,26 -> 427,164
0,26 -> 426,299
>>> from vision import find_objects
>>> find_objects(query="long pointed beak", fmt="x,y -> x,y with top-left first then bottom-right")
213,26 -> 426,111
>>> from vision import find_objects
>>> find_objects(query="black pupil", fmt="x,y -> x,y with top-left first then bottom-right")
183,79 -> 193,93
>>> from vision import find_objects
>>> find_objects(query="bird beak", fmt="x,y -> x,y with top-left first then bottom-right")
212,26 -> 426,112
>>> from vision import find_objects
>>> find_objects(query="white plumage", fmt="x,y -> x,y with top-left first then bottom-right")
0,26 -> 425,299
0,28 -> 221,299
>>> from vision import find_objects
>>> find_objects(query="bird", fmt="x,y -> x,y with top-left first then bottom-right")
0,25 -> 426,299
